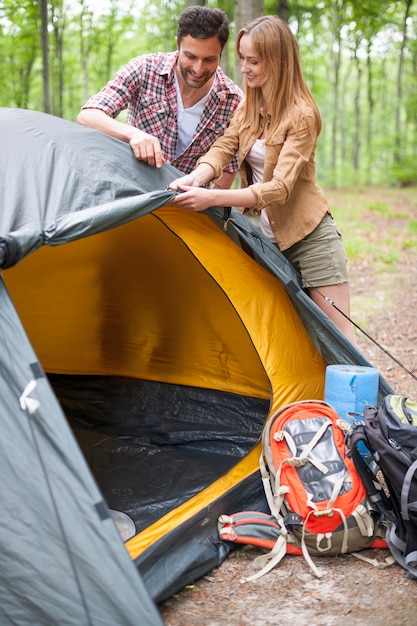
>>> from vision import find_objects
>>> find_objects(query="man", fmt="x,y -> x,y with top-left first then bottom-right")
77,6 -> 243,188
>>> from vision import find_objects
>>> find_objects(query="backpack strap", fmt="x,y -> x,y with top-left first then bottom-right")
351,503 -> 376,538
401,397 -> 414,424
243,533 -> 288,582
351,551 -> 395,569
348,423 -> 396,523
276,420 -> 331,476
402,458 -> 417,520
259,451 -> 288,520
385,522 -> 417,577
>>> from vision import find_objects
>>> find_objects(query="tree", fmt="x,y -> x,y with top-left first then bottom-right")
276,0 -> 289,21
39,0 -> 52,113
1,0 -> 417,185
233,0 -> 264,83
77,0 -> 95,103
0,0 -> 40,109
394,0 -> 413,164
50,0 -> 66,117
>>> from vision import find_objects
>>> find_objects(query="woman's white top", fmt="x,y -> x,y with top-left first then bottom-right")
246,139 -> 275,242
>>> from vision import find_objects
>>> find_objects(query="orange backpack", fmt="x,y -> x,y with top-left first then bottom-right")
219,400 -> 388,579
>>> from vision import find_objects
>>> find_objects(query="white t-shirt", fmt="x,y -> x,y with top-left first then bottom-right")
175,75 -> 211,157
246,139 -> 276,242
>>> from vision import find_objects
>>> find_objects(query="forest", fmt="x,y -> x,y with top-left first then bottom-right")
0,0 -> 415,187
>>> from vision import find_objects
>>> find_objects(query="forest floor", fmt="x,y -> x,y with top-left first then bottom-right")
159,186 -> 417,626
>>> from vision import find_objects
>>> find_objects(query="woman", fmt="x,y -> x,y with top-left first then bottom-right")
169,15 -> 355,343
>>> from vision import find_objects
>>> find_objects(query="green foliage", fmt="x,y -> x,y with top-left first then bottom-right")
377,245 -> 400,268
0,0 -> 40,108
403,239 -> 417,250
328,201 -> 375,261
368,200 -> 389,214
329,186 -> 417,285
0,0 -> 417,187
390,156 -> 417,187
135,0 -> 185,54
406,220 -> 417,251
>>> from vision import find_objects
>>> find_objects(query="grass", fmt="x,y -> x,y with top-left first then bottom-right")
323,185 -> 417,329
368,200 -> 389,214
326,185 -> 417,269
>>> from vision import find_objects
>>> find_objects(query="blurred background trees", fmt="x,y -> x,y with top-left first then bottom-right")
0,0 -> 415,187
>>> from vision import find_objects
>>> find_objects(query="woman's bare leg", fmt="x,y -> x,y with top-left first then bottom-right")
308,282 -> 356,344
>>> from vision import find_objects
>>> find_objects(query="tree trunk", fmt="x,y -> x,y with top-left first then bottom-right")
78,1 -> 93,103
394,0 -> 413,163
39,0 -> 52,113
52,1 -> 65,118
330,1 -> 344,185
276,0 -> 289,22
366,42 -> 375,183
353,42 -> 362,172
233,0 -> 264,86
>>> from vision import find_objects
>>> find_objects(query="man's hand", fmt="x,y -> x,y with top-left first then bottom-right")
77,109 -> 165,168
129,130 -> 165,168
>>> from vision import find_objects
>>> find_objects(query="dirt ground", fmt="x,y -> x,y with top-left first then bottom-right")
160,187 -> 417,626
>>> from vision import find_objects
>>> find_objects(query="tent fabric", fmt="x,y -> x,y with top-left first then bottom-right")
0,108 -> 393,616
0,281 -> 163,626
0,107 -> 177,266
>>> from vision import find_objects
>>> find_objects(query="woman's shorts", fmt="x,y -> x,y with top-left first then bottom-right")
282,213 -> 348,288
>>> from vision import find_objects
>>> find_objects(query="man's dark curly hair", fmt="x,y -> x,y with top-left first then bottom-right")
177,6 -> 229,50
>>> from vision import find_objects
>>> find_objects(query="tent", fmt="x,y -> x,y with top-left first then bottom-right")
0,108 -> 392,622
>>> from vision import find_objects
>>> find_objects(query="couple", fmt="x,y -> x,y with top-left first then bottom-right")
78,7 -> 355,343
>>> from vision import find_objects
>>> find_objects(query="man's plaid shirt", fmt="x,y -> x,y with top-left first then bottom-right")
82,52 -> 243,175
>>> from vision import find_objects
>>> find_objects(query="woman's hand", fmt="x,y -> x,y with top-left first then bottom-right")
168,174 -> 197,190
168,163 -> 215,190
170,185 -> 216,212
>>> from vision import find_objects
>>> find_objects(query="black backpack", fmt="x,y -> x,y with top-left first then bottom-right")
348,394 -> 417,578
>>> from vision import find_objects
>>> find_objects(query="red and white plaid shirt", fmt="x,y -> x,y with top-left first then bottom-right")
82,52 -> 243,175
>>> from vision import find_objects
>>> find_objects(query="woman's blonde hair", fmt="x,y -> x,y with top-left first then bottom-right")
236,15 -> 321,140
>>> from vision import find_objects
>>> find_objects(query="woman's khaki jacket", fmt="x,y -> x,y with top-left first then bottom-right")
198,104 -> 329,252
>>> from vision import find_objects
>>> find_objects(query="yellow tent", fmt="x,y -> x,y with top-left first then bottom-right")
1,109 -> 382,607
